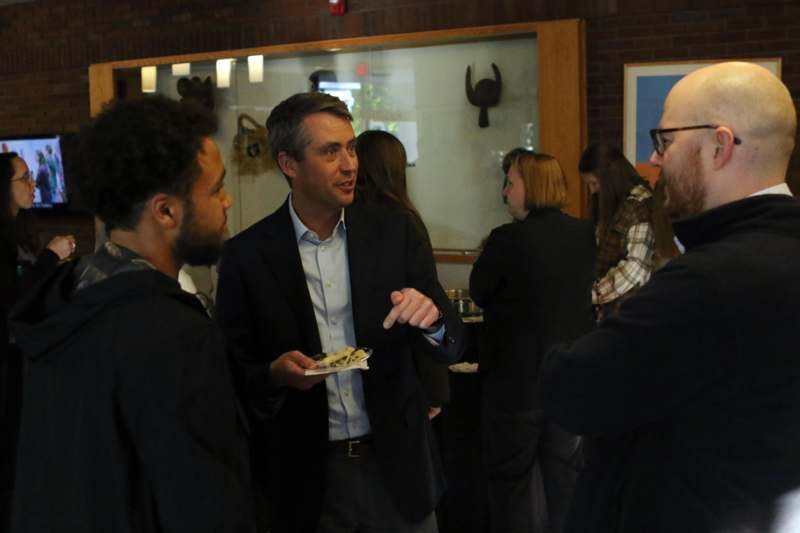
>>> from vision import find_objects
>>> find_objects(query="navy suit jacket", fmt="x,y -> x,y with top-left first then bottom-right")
216,199 -> 465,532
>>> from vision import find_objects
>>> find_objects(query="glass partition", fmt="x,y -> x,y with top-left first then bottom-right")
119,34 -> 538,250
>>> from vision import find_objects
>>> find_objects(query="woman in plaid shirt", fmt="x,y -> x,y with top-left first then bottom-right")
579,143 -> 675,319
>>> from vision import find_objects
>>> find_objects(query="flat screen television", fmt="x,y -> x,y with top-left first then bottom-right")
1,134 -> 67,208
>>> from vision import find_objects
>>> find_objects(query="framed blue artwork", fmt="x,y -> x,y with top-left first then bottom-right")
623,58 -> 782,169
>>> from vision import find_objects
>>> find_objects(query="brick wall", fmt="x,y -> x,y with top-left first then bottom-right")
0,0 -> 798,246
0,0 -> 609,138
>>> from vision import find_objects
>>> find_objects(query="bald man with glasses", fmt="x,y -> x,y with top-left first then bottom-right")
542,62 -> 800,533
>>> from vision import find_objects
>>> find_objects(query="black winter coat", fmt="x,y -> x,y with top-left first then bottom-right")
543,194 -> 800,533
470,207 -> 596,406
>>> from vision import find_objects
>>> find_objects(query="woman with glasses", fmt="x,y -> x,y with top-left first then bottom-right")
0,152 -> 74,528
470,151 -> 595,533
578,142 -> 676,320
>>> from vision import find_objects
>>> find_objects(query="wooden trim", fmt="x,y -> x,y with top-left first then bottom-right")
88,64 -> 114,117
91,22 -> 566,70
578,20 -> 589,217
536,19 -> 587,218
433,251 -> 480,264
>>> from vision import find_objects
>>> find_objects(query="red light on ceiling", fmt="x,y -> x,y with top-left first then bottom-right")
329,0 -> 346,16
355,62 -> 368,77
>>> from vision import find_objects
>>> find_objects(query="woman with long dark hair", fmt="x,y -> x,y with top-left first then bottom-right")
356,130 -> 421,221
471,151 -> 595,533
1,152 -> 74,527
578,142 -> 676,319
1,152 -> 75,329
355,130 -> 450,419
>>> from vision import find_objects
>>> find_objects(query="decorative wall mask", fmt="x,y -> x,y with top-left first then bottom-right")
465,63 -> 502,128
177,76 -> 214,111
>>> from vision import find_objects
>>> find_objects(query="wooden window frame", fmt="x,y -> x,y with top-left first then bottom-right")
88,20 -> 587,264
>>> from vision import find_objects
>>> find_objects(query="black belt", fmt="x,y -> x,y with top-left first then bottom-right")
329,435 -> 373,458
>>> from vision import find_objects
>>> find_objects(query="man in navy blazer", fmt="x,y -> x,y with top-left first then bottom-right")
216,92 -> 465,533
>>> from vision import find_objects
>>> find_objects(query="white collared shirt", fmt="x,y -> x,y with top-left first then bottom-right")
748,182 -> 793,197
288,195 -> 371,440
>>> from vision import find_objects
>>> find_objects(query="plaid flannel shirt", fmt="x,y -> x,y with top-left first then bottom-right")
593,184 -> 655,306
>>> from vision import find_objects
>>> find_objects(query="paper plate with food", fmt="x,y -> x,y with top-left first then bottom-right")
304,346 -> 372,376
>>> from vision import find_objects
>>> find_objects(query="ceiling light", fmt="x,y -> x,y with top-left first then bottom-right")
141,66 -> 157,93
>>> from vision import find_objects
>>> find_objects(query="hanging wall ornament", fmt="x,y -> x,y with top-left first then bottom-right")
465,63 -> 502,128
232,114 -> 274,176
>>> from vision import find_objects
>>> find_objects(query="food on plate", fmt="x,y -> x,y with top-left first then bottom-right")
315,346 -> 370,368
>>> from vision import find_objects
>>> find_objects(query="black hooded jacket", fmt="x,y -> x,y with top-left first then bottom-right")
9,261 -> 255,533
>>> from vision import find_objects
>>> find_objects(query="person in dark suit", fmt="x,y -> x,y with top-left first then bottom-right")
216,92 -> 465,533
470,152 -> 595,533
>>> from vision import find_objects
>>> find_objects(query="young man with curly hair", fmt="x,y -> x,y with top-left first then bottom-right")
8,95 -> 255,533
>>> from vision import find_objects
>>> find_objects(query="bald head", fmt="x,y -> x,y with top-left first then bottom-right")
665,62 -> 796,176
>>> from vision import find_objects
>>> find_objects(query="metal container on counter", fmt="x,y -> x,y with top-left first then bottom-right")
445,288 -> 483,318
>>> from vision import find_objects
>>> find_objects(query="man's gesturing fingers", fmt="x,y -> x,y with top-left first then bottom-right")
383,288 -> 440,331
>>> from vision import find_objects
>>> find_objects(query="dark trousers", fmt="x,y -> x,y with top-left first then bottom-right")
483,402 -> 546,533
317,438 -> 438,533
482,385 -> 581,533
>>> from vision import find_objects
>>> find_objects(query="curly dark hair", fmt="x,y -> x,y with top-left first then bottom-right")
266,92 -> 352,165
78,95 -> 218,231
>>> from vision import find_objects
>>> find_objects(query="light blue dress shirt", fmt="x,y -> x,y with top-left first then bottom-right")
288,197 -> 371,440
288,195 -> 446,441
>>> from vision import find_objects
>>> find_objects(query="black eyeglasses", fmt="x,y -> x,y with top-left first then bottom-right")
10,171 -> 34,185
649,125 -> 742,156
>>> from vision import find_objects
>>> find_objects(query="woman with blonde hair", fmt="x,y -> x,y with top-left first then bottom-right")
470,151 -> 595,533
